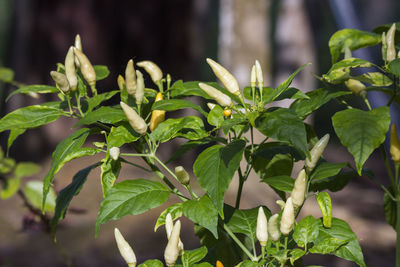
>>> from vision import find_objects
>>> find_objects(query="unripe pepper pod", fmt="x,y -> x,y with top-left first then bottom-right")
390,124 -> 400,163
280,197 -> 295,236
150,93 -> 166,132
255,60 -> 263,87
135,70 -> 145,105
74,34 -> 82,68
305,134 -> 330,172
125,59 -> 137,95
137,61 -> 163,84
291,169 -> 307,209
198,83 -> 233,107
120,102 -> 148,134
73,48 -> 96,91
386,23 -> 396,63
118,75 -> 125,91
206,58 -> 240,95
65,46 -> 78,91
50,71 -> 70,93
110,147 -> 120,161
268,214 -> 280,242
175,166 -> 190,185
256,207 -> 268,247
250,65 -> 256,88
114,228 -> 137,267
345,79 -> 366,95
164,220 -> 182,266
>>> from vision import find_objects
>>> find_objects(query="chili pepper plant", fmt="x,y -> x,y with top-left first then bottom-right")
1,22 -> 400,267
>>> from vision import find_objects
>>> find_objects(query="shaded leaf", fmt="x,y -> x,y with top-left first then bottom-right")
261,175 -> 295,192
74,106 -> 125,127
6,85 -> 59,101
0,67 -> 14,82
181,246 -> 208,266
94,65 -> 110,81
25,180 -> 57,213
154,203 -> 183,232
100,156 -> 121,197
310,162 -> 348,181
293,215 -> 320,248
152,99 -> 208,117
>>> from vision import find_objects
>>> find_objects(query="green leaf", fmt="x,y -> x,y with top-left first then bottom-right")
255,108 -> 309,158
0,157 -> 15,174
154,203 -> 183,232
94,65 -> 110,81
322,58 -> 374,84
309,237 -> 348,254
261,175 -> 295,192
0,105 -> 63,133
193,140 -> 245,218
316,192 -> 332,228
14,162 -> 41,179
183,195 -> 218,238
262,154 -> 293,178
170,80 -> 212,99
137,259 -> 164,267
310,162 -> 347,181
152,99 -> 208,117
383,186 -> 396,229
25,180 -> 57,213
7,128 -> 26,151
74,106 -> 125,127
275,87 -> 310,101
96,179 -> 170,235
1,177 -> 21,199
181,246 -> 208,265
100,156 -> 121,197
150,116 -> 207,143
313,218 -> 365,267
251,142 -> 304,161
6,85 -> 59,101
43,128 -> 91,209
0,67 -> 14,82
226,206 -> 270,244
51,163 -> 100,236
107,124 -> 140,148
332,106 -> 391,175
263,63 -> 310,104
290,248 -> 306,265
166,139 -> 213,163
221,117 -> 248,135
293,215 -> 320,248
207,105 -> 224,127
388,58 -> 400,78
85,90 -> 119,112
290,88 -> 350,118
329,29 -> 381,63
353,72 -> 392,86
310,171 -> 356,192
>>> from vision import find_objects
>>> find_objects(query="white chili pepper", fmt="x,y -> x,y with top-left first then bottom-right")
74,34 -> 82,67
206,58 -> 240,95
280,197 -> 295,236
256,207 -> 268,247
110,147 -> 120,161
137,61 -> 163,84
50,71 -> 70,93
114,228 -> 137,267
382,32 -> 387,62
386,23 -> 396,62
345,79 -> 366,96
164,220 -> 182,266
198,83 -> 233,107
65,46 -> 77,91
135,70 -> 145,105
305,134 -> 330,172
268,214 -> 280,242
73,48 -> 96,90
120,102 -> 147,134
165,213 -> 184,254
291,169 -> 307,209
125,59 -> 137,95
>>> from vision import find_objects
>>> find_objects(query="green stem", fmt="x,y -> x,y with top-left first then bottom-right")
235,177 -> 245,209
380,145 -> 395,189
66,95 -> 73,115
153,156 -> 178,181
119,158 -> 152,172
121,153 -> 151,157
223,223 -> 256,261
186,185 -> 198,199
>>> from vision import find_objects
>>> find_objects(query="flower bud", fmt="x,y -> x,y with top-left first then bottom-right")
125,59 -> 137,95
291,169 -> 307,209
175,166 -> 190,185
305,134 -> 330,172
345,79 -> 366,95
65,46 -> 77,91
120,102 -> 147,134
250,65 -> 256,88
207,103 -> 216,110
135,70 -> 145,105
280,197 -> 295,236
110,147 -> 120,161
386,23 -> 396,63
137,61 -> 163,84
391,124 -> 400,163
256,207 -> 268,246
50,71 -> 70,93
206,58 -> 240,95
114,228 -> 137,267
164,220 -> 182,266
255,60 -> 263,87
198,83 -> 233,107
268,214 -> 280,242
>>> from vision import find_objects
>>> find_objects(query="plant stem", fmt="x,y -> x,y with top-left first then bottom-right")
222,223 -> 256,261
235,176 -> 244,209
